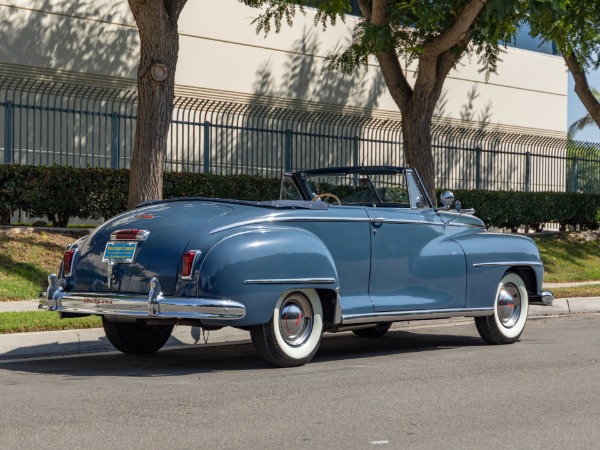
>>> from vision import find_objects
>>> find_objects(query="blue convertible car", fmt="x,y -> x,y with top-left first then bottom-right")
42,166 -> 553,367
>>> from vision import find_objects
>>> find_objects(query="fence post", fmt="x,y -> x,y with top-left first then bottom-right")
285,129 -> 292,172
353,136 -> 359,167
475,146 -> 481,189
110,112 -> 120,169
203,121 -> 211,173
572,157 -> 579,192
4,101 -> 13,164
525,151 -> 531,192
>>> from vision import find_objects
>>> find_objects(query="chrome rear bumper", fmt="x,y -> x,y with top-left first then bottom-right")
41,275 -> 246,321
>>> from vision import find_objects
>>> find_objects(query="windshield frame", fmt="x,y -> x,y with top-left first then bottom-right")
281,166 -> 433,209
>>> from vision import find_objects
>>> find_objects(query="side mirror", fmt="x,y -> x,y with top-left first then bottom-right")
440,191 -> 455,208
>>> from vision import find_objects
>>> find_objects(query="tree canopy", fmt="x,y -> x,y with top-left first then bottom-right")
529,0 -> 600,136
240,0 -> 559,197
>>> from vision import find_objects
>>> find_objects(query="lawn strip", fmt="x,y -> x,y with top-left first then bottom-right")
0,311 -> 101,334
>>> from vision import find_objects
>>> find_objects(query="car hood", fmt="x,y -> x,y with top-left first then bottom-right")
73,201 -> 233,296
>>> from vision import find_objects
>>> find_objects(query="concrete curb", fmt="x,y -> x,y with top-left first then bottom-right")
1,297 -> 599,360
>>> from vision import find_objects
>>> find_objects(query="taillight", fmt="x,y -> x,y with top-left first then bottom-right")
182,250 -> 200,279
110,229 -> 150,241
63,249 -> 76,276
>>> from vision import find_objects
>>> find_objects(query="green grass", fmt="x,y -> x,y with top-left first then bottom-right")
532,232 -> 600,283
548,284 -> 600,299
0,228 -> 83,301
0,311 -> 101,334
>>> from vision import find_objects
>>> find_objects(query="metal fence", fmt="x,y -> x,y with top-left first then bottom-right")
2,76 -> 600,193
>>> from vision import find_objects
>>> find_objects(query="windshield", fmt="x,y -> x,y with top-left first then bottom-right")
306,173 -> 410,207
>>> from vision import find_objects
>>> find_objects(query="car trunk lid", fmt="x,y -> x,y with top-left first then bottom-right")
73,201 -> 233,296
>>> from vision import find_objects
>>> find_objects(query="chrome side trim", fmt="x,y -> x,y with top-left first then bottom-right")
244,278 -> 336,285
210,215 -> 444,234
42,277 -> 245,321
472,261 -> 543,268
342,307 -> 493,325
210,216 -> 368,234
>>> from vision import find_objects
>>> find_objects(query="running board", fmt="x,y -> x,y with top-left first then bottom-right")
341,307 -> 494,326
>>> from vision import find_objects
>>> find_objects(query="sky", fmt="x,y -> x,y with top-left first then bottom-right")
567,72 -> 600,143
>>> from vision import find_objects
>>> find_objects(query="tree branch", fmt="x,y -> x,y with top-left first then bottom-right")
357,0 -> 372,20
423,0 -> 487,57
564,51 -> 600,130
375,49 -> 413,112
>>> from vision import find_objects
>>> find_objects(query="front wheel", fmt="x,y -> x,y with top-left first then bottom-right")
102,318 -> 173,355
475,272 -> 529,345
250,290 -> 323,367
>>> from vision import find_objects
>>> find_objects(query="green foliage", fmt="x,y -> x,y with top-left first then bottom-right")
0,165 -> 279,227
242,0 -> 345,35
239,0 -> 541,75
3,164 -> 599,230
163,171 -> 279,201
528,0 -> 599,68
445,189 -> 600,232
565,141 -> 600,193
0,164 -> 33,225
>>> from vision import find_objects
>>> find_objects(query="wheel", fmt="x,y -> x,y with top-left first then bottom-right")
352,322 -> 392,337
312,193 -> 341,205
102,318 -> 174,355
250,290 -> 323,367
475,272 -> 529,345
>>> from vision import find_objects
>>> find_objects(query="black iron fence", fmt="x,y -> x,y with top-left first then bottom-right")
2,76 -> 600,193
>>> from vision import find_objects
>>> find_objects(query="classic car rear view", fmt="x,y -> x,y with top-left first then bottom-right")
41,166 -> 554,367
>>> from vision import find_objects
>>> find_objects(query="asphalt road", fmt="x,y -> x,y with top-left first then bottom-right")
0,315 -> 599,450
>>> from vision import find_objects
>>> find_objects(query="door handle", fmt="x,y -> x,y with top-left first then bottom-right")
370,218 -> 385,230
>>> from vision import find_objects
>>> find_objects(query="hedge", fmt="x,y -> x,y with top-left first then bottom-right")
1,164 -> 599,230
446,189 -> 600,232
0,165 -> 279,227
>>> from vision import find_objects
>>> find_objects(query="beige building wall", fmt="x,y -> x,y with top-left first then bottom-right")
0,0 -> 567,137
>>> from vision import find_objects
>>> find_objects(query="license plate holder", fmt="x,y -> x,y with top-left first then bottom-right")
103,242 -> 137,263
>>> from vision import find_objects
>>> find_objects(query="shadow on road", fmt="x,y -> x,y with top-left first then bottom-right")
0,327 -> 486,377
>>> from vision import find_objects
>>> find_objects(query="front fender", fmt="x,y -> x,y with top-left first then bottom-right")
198,226 -> 339,325
451,232 -> 544,309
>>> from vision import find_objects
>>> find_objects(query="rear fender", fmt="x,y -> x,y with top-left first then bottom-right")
198,227 -> 339,326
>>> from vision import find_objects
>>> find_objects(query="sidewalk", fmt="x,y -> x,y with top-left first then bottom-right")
1,295 -> 599,360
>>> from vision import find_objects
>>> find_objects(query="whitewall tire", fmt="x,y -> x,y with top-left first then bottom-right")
475,272 -> 529,344
251,289 -> 323,367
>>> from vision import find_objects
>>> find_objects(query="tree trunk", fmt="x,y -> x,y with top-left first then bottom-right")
127,0 -> 187,210
401,98 -> 437,202
365,0 -> 476,202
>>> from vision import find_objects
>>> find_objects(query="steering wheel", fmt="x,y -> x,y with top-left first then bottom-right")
312,193 -> 341,205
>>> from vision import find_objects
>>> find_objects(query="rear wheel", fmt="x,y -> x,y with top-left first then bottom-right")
250,290 -> 323,367
475,272 -> 529,344
352,322 -> 392,337
102,318 -> 173,355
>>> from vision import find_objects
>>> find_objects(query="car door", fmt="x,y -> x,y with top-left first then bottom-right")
367,171 -> 467,312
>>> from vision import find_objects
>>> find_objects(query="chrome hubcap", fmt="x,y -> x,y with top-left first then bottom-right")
497,282 -> 521,328
279,293 -> 313,346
